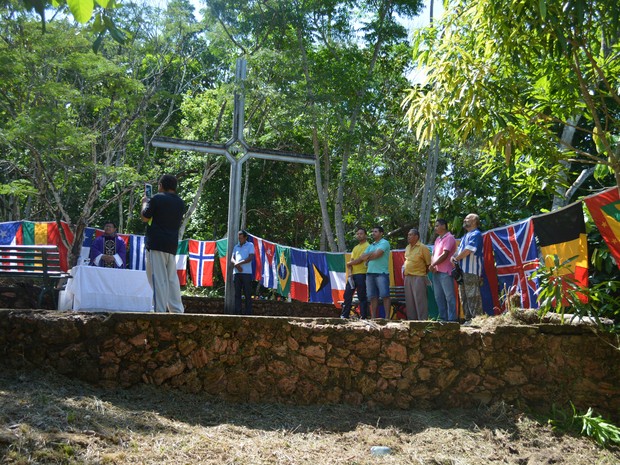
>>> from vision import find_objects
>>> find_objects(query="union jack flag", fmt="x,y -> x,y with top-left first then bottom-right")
485,219 -> 539,308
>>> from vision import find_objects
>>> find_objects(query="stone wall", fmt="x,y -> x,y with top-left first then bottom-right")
1,309 -> 618,420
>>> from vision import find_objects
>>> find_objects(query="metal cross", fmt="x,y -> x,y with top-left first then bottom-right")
152,58 -> 315,313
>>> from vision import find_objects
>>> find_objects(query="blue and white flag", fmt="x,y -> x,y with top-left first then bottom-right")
129,234 -> 146,271
0,221 -> 21,245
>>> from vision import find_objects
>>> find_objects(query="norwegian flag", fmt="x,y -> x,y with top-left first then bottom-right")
484,219 -> 539,309
188,240 -> 216,287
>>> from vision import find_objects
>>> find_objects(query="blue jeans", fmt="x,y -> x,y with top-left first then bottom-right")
340,274 -> 368,319
366,273 -> 390,299
233,273 -> 253,315
432,271 -> 457,321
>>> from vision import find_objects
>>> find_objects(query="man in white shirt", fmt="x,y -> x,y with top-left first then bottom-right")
231,230 -> 255,315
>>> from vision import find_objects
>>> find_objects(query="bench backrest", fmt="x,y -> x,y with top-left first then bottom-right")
389,285 -> 405,302
0,245 -> 66,277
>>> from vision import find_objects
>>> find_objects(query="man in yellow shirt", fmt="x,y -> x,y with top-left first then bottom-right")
340,228 -> 370,319
403,228 -> 431,320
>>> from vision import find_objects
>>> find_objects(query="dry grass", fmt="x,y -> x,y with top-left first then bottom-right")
1,367 -> 618,464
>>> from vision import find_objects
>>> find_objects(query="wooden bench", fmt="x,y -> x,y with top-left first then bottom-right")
340,285 -> 407,320
0,245 -> 71,307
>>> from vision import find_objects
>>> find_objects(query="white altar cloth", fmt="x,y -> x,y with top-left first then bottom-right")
60,266 -> 153,312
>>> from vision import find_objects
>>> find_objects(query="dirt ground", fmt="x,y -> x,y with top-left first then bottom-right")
0,368 -> 618,464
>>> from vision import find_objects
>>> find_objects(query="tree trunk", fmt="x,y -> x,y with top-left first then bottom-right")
552,116 -> 581,210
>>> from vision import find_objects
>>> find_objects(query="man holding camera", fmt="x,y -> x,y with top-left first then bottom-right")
141,174 -> 186,313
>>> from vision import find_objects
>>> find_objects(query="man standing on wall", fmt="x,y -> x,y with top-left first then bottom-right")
430,219 -> 457,321
359,226 -> 391,319
141,174 -> 186,313
340,227 -> 370,319
451,213 -> 484,323
231,230 -> 255,315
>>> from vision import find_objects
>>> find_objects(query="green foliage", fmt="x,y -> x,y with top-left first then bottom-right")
404,0 -> 620,196
533,254 -> 620,326
548,403 -> 620,448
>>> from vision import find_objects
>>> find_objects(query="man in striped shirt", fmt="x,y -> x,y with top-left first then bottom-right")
451,213 -> 483,322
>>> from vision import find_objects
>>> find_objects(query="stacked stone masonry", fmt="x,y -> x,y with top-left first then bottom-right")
0,309 -> 618,420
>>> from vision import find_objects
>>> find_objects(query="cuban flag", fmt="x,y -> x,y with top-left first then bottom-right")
484,219 -> 539,309
189,239 -> 216,287
261,240 -> 277,289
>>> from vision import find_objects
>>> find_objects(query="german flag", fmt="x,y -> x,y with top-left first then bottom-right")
532,202 -> 588,288
584,187 -> 620,270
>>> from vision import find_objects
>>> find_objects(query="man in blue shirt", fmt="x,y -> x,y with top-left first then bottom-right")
231,230 -> 255,315
359,226 -> 391,319
451,213 -> 484,322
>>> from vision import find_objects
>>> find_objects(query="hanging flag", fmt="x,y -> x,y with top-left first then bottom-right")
0,221 -> 21,245
129,234 -> 146,271
176,240 -> 188,286
390,250 -> 405,287
21,221 -> 73,271
290,248 -> 308,302
216,238 -> 228,282
484,220 -> 539,309
261,240 -> 277,289
80,227 -> 98,264
307,251 -> 332,303
249,234 -> 264,281
584,187 -> 620,269
482,234 -> 502,313
532,201 -> 588,289
276,244 -> 291,297
326,253 -> 346,308
188,239 -> 216,287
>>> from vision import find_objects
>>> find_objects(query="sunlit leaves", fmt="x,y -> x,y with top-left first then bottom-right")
404,0 -> 620,197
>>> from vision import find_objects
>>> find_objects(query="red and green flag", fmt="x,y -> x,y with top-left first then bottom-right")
584,187 -> 620,269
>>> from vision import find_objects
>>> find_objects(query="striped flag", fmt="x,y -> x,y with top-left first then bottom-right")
326,253 -> 346,308
176,240 -> 188,286
390,250 -> 405,286
307,251 -> 332,303
290,248 -> 308,302
129,234 -> 147,271
188,239 -> 216,287
249,234 -> 264,281
261,240 -> 277,289
21,221 -> 74,271
216,238 -> 228,282
532,202 -> 588,289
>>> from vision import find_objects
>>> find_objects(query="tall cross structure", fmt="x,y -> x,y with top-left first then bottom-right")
152,58 -> 315,314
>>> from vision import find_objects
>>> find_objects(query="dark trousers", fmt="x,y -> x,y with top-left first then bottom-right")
340,273 -> 368,319
233,273 -> 253,315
